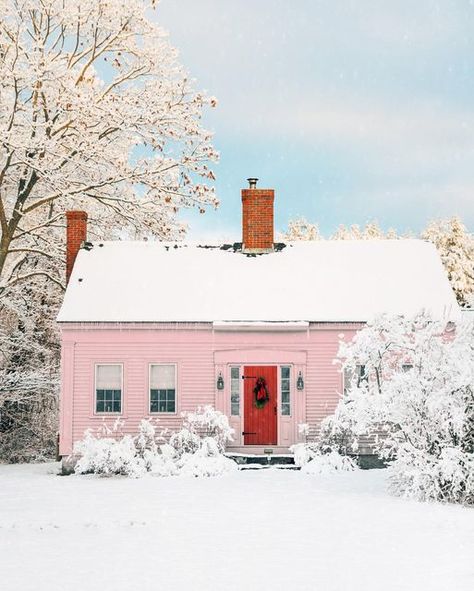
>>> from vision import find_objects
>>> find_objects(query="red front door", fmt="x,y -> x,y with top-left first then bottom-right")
243,365 -> 277,445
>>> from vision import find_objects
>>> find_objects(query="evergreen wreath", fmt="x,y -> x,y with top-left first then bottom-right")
254,377 -> 270,409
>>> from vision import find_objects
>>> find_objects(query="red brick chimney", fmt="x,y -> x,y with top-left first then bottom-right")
66,210 -> 88,284
241,178 -> 274,252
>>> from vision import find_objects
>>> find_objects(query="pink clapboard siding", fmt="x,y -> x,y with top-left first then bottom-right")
59,322 -> 361,455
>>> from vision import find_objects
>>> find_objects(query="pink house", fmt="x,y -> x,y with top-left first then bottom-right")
57,180 -> 460,467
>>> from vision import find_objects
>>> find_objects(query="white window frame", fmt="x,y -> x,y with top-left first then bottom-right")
94,363 -> 124,415
148,363 -> 178,415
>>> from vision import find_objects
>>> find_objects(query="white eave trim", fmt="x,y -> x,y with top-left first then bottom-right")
212,321 -> 310,332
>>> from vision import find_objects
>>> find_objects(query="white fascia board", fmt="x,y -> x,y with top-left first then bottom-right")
212,321 -> 310,332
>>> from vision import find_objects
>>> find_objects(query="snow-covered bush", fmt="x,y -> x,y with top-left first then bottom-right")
181,405 -> 234,453
73,407 -> 236,478
329,313 -> 474,505
291,415 -> 360,468
74,419 -> 160,478
301,451 -> 358,475
74,431 -> 147,478
169,428 -> 201,458
290,443 -> 319,467
177,437 -> 237,477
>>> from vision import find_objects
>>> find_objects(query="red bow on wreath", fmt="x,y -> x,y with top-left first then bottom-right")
254,377 -> 270,409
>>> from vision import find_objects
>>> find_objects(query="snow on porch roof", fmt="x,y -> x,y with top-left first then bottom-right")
57,239 -> 461,323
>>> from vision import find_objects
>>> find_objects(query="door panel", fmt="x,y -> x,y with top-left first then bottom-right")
243,366 -> 277,445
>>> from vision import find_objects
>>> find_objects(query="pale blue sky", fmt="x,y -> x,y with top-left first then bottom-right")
156,0 -> 474,240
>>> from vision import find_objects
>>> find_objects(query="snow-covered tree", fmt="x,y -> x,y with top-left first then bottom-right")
279,217 -> 320,241
0,271 -> 60,461
422,217 -> 474,308
329,313 -> 474,505
331,221 -> 398,240
0,0 -> 218,461
0,0 -> 218,291
281,219 -> 399,241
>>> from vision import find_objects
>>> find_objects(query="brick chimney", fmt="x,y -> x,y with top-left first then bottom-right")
66,210 -> 88,284
241,178 -> 274,252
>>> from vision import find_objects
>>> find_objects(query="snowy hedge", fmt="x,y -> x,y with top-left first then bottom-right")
73,406 -> 237,478
325,313 -> 474,505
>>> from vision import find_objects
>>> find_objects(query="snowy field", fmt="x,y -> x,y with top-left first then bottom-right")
1,464 -> 473,591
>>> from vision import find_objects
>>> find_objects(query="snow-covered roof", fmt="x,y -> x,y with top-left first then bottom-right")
57,240 -> 461,323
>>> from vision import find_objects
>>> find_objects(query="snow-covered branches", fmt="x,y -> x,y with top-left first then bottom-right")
422,217 -> 474,308
0,0 -> 219,461
331,221 -> 398,240
279,217 -> 320,241
331,313 -> 474,504
0,0 -> 218,290
0,273 -> 60,461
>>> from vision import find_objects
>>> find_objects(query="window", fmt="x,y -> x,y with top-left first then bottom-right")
96,364 -> 122,413
281,366 -> 291,416
230,367 -> 240,415
357,365 -> 367,386
343,364 -> 367,394
150,364 -> 176,413
402,364 -> 413,373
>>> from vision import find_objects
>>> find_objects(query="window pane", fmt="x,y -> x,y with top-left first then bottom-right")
230,367 -> 240,416
280,367 -> 291,416
150,387 -> 175,413
150,365 -> 175,389
96,388 -> 121,413
96,365 -> 121,389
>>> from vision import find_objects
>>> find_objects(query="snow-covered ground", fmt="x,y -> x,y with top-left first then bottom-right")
1,464 -> 473,591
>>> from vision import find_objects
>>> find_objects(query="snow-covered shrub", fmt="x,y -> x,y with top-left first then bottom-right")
177,437 -> 238,477
74,431 -> 146,478
169,428 -> 201,458
297,423 -> 310,440
301,451 -> 358,475
74,419 -> 159,478
181,405 -> 234,453
388,446 -> 474,503
291,412 -> 361,468
290,443 -> 318,467
317,405 -> 363,456
73,407 -> 236,478
328,312 -> 474,505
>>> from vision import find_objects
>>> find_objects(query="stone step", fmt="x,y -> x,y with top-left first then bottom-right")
237,463 -> 300,471
226,453 -> 296,467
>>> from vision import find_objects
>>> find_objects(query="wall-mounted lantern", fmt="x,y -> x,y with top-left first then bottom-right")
216,372 -> 224,390
296,371 -> 304,391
